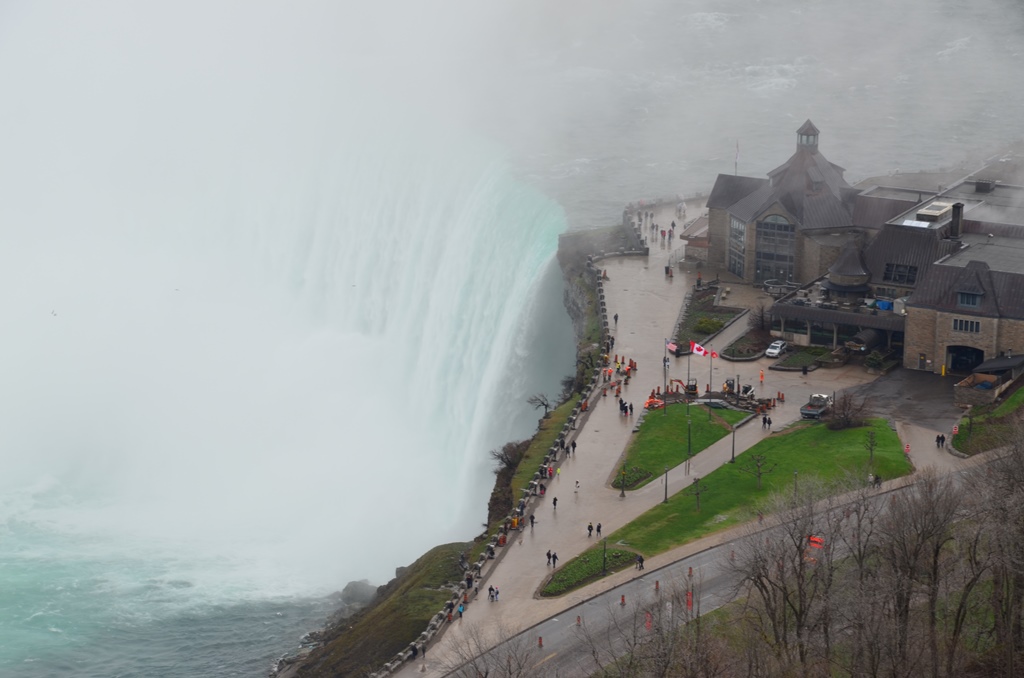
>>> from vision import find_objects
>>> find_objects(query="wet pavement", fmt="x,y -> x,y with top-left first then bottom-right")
393,252 -> 968,678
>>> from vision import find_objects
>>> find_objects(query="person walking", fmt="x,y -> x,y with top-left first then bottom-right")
935,434 -> 941,448
762,415 -> 768,429
571,440 -> 577,455
575,480 -> 580,493
457,603 -> 464,619
552,497 -> 558,510
614,313 -> 619,326
546,550 -> 552,567
759,369 -> 764,385
587,522 -> 594,538
551,553 -> 558,568
767,416 -> 772,430
529,514 -> 535,529
638,555 -> 645,571
596,522 -> 602,537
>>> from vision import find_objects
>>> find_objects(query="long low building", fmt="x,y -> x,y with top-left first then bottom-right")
707,121 -> 1024,375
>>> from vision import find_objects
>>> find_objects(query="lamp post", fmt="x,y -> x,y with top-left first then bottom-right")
730,425 -> 736,463
663,341 -> 669,417
620,468 -> 627,498
686,417 -> 692,475
663,466 -> 669,503
602,538 -> 608,574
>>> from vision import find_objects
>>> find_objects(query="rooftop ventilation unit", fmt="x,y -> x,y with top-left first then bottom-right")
975,179 -> 996,193
916,201 -> 954,222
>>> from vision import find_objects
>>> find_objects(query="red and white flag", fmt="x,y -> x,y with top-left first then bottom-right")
690,341 -> 718,358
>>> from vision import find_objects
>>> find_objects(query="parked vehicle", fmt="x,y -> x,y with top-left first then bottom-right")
800,393 -> 833,419
765,340 -> 788,358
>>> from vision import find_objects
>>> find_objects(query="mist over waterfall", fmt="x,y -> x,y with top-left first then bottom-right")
0,2 -> 574,673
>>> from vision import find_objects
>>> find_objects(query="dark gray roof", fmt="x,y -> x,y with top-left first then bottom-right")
973,354 -> 1024,373
729,183 -> 777,223
829,245 -> 870,277
852,194 -> 918,229
797,119 -> 820,136
707,174 -> 768,210
711,124 -> 853,231
909,260 -> 1024,320
862,226 -> 962,287
770,303 -> 906,331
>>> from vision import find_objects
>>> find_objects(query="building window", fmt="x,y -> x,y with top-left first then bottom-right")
952,318 -> 980,333
874,287 -> 899,299
755,216 -> 795,283
883,263 -> 918,285
728,216 -> 745,278
958,292 -> 981,307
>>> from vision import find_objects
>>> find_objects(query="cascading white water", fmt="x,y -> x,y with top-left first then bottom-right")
0,4 -> 574,673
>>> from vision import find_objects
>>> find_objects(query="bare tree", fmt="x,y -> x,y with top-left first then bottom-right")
865,428 -> 878,467
686,477 -> 709,512
876,470 -> 962,676
489,440 -> 527,475
737,453 -> 777,490
827,392 -> 867,430
527,393 -> 553,416
573,572 -> 727,678
748,300 -> 772,332
441,622 -> 541,678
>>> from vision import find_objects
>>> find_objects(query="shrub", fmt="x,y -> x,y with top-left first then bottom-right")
694,316 -> 724,335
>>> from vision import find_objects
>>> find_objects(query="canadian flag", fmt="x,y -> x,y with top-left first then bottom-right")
690,341 -> 719,359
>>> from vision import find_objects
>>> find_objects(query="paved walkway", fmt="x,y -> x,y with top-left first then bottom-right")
396,252 -> 966,677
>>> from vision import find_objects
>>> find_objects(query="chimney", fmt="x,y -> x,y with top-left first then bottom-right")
951,202 -> 964,238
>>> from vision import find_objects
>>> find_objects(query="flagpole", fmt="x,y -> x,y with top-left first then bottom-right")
686,351 -> 691,414
708,346 -> 714,421
663,338 -> 668,417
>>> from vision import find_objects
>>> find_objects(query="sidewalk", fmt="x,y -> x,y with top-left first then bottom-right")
395,252 -> 960,677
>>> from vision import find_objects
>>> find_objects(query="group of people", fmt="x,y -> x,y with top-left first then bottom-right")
935,433 -> 948,448
761,415 -> 773,430
617,397 -> 633,417
587,521 -> 603,538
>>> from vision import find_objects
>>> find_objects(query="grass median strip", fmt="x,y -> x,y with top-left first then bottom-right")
615,404 -> 749,489
542,418 -> 910,596
541,547 -> 637,597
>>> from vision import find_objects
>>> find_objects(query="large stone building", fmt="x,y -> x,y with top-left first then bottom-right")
765,140 -> 1024,375
706,121 -> 867,285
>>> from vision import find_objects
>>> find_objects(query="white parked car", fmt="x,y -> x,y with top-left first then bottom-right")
765,340 -> 788,358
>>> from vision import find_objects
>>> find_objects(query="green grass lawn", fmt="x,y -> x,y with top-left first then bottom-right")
618,404 -> 749,489
544,419 -> 910,596
951,382 -> 1024,454
510,396 -> 581,500
775,346 -> 829,368
609,418 -> 909,555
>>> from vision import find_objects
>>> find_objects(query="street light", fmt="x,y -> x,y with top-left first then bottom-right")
663,339 -> 669,417
730,425 -> 736,463
663,466 -> 669,503
620,468 -> 627,498
686,417 -> 692,475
